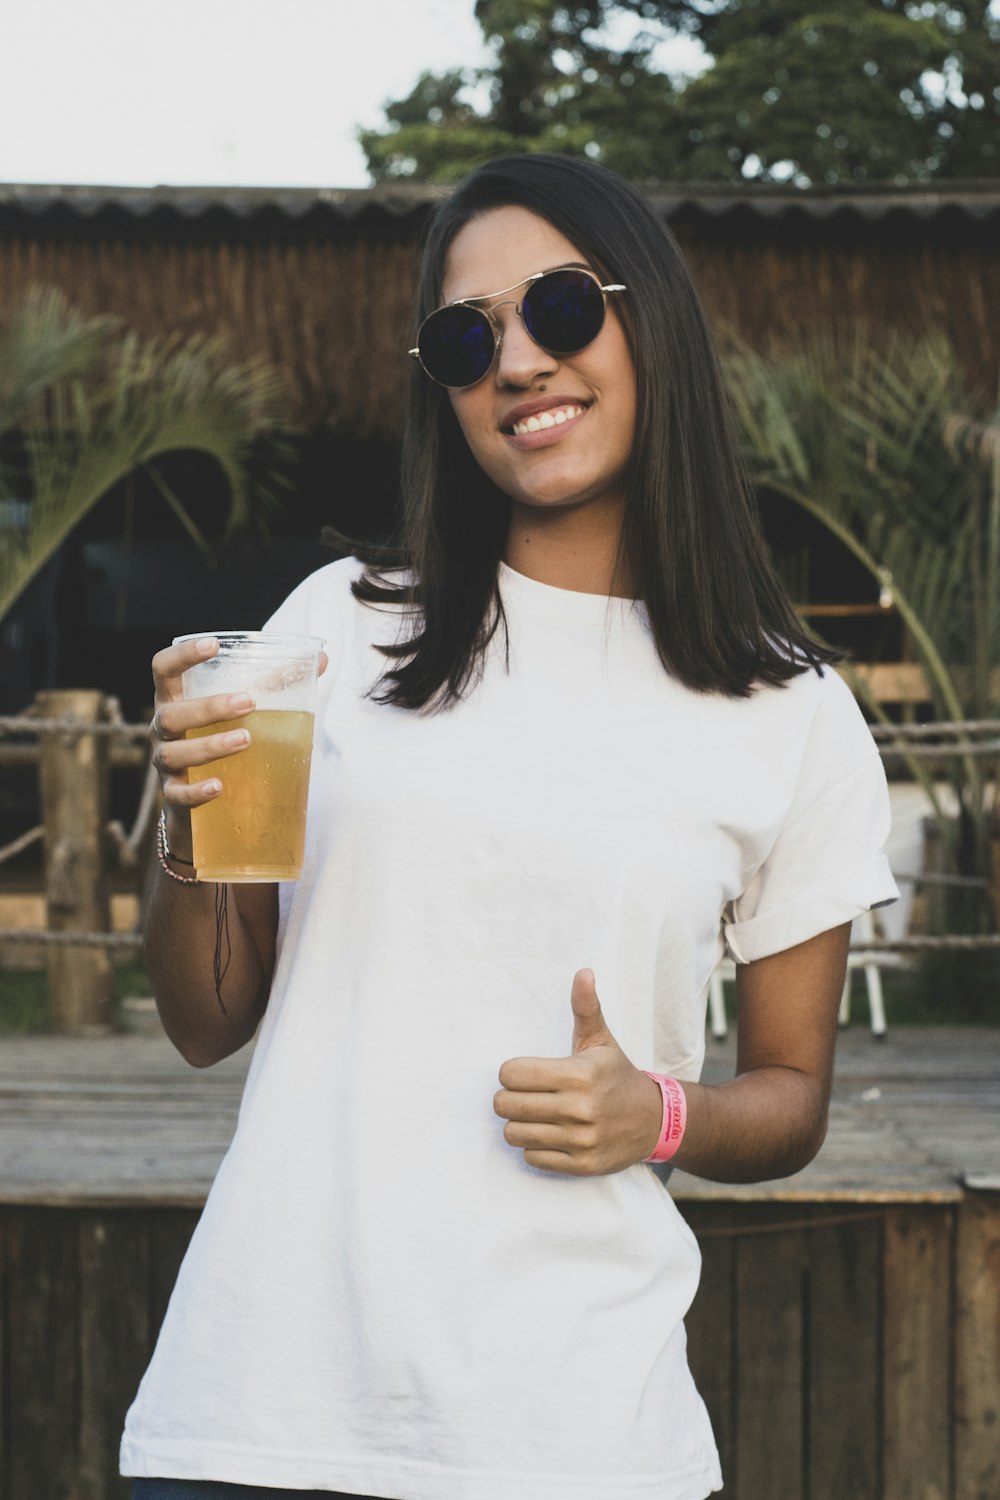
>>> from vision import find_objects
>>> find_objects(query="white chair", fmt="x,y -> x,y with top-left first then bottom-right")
707,912 -> 891,1040
707,961 -> 730,1041
837,905 -> 889,1036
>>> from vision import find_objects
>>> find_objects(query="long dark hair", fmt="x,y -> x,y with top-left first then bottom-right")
332,153 -> 839,709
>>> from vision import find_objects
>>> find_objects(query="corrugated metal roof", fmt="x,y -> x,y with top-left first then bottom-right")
1,179 -> 998,226
664,185 -> 1000,222
0,183 -> 444,224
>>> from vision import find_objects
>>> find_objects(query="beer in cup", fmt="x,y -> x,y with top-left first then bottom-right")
174,631 -> 324,882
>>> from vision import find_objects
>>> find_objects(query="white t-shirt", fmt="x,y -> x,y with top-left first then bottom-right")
121,556 -> 898,1500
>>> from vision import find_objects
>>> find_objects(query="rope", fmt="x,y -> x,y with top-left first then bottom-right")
692,1208 -> 890,1238
0,712 -> 997,773
867,719 -> 1000,759
0,929 -> 996,955
2,712 -> 998,743
0,928 -> 143,949
0,807 -> 158,872
895,871 -> 991,890
878,741 -> 1000,759
0,824 -> 44,866
105,766 -> 159,869
868,720 -> 1000,739
0,714 -> 150,740
124,759 -> 162,862
105,821 -> 134,867
0,705 -> 995,954
850,934 -> 1000,952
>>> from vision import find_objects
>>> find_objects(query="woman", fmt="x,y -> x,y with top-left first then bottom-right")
122,154 -> 898,1500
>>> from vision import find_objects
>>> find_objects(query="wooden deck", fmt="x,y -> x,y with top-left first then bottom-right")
1,1018 -> 997,1500
1,1014 -> 995,1206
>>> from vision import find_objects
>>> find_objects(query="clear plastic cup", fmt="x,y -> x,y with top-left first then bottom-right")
174,631 -> 324,881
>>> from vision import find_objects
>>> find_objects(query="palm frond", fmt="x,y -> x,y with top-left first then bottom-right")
0,294 -> 290,620
0,286 -> 119,433
724,324 -> 1000,881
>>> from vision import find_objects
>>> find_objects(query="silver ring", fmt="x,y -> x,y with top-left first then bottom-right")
151,709 -> 165,739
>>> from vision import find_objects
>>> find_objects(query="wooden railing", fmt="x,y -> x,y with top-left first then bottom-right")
1,694 -> 998,1032
0,692 -> 153,1032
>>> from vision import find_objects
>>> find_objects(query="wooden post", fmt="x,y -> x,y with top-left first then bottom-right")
883,1207 -> 951,1500
956,1191 -> 1000,1500
36,690 -> 112,1033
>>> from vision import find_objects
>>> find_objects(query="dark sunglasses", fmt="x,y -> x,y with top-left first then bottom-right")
408,265 -> 627,389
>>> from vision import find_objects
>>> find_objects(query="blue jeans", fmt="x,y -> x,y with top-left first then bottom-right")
132,1484 -> 393,1500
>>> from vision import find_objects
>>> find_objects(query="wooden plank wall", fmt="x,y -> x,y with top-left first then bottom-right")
684,1198 -> 1000,1500
1,1198 -> 997,1500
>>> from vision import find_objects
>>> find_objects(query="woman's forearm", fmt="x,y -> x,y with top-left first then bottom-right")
663,923 -> 847,1184
669,1066 -> 829,1184
142,866 -> 271,1067
494,962 -> 838,1181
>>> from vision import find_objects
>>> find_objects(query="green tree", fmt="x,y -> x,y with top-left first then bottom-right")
359,0 -> 682,182
359,0 -> 1000,184
0,287 -> 288,621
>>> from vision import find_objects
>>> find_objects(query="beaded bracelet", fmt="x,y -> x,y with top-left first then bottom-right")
156,809 -> 200,884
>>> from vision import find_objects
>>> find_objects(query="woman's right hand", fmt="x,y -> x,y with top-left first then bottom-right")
149,636 -> 255,858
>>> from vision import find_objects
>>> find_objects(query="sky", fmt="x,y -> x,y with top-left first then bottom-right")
0,0 -> 705,190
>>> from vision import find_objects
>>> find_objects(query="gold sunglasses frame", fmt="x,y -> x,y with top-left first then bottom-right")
408,265 -> 627,388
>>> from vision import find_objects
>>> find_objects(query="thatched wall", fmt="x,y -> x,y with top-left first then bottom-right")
676,233 -> 1000,391
0,235 -> 420,440
0,186 -> 997,438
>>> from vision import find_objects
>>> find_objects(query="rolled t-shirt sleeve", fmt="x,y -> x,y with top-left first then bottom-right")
724,671 -> 900,965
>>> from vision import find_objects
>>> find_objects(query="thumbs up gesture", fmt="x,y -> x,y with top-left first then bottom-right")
494,969 -> 664,1175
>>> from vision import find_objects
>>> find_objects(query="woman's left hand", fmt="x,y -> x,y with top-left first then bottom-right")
494,969 -> 664,1175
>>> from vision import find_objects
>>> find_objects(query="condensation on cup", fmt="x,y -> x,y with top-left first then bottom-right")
174,631 -> 325,882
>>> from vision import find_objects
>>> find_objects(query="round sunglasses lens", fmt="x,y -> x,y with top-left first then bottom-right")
418,305 -> 495,387
521,271 -> 605,354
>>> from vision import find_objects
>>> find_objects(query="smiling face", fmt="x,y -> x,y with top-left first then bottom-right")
440,205 -> 638,532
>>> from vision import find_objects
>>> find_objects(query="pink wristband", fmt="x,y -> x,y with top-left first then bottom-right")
643,1072 -> 688,1163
